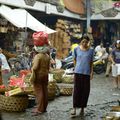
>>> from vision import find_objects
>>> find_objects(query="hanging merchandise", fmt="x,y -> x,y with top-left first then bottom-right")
0,17 -> 8,33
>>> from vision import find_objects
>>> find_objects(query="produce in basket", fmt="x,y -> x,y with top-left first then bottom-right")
19,70 -> 31,77
24,73 -> 32,86
0,85 -> 5,89
9,75 -> 25,87
0,85 -> 6,93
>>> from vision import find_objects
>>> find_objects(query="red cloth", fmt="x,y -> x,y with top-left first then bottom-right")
32,31 -> 48,46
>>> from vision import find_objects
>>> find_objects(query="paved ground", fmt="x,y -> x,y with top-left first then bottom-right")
1,73 -> 120,120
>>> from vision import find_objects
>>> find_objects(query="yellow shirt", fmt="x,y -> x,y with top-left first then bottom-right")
71,44 -> 79,52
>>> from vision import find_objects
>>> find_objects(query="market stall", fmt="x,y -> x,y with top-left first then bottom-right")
0,5 -> 56,54
0,68 -> 74,112
0,5 -> 56,34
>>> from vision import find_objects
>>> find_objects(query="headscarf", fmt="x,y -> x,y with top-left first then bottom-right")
32,31 -> 50,53
34,45 -> 50,53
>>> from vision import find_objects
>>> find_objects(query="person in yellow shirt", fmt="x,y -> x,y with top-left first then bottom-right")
71,43 -> 79,52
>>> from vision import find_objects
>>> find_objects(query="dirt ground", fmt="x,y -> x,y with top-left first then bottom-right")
1,73 -> 120,120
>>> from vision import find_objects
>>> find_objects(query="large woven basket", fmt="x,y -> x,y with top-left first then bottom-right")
48,81 -> 56,100
0,95 -> 29,112
62,76 -> 73,84
55,84 -> 60,97
0,88 -> 6,93
59,84 -> 73,96
50,69 -> 64,83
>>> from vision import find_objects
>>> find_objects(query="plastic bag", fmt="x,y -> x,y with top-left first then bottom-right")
112,64 -> 117,77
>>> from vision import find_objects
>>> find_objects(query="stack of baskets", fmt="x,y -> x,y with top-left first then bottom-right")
62,75 -> 74,84
0,95 -> 29,112
50,69 -> 64,83
59,84 -> 73,96
48,81 -> 56,100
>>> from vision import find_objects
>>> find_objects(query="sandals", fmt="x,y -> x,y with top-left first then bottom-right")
31,108 -> 43,116
80,109 -> 84,116
32,111 -> 43,116
31,108 -> 47,116
70,109 -> 76,115
31,108 -> 38,113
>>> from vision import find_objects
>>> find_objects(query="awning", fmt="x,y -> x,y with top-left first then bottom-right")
0,5 -> 56,34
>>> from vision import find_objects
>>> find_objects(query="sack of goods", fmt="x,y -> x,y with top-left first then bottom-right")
32,31 -> 48,46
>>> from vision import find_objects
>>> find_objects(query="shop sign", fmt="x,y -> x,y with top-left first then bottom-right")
24,0 -> 36,6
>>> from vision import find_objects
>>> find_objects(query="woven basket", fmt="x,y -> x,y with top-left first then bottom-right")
0,88 -> 6,93
0,95 -> 29,112
60,85 -> 73,96
51,69 -> 64,83
55,84 -> 60,97
48,81 -> 56,100
62,76 -> 73,84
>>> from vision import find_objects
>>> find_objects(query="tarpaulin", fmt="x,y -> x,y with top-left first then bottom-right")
0,5 -> 56,34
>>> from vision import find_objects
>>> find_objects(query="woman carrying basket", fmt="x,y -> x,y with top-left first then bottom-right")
30,31 -> 50,116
